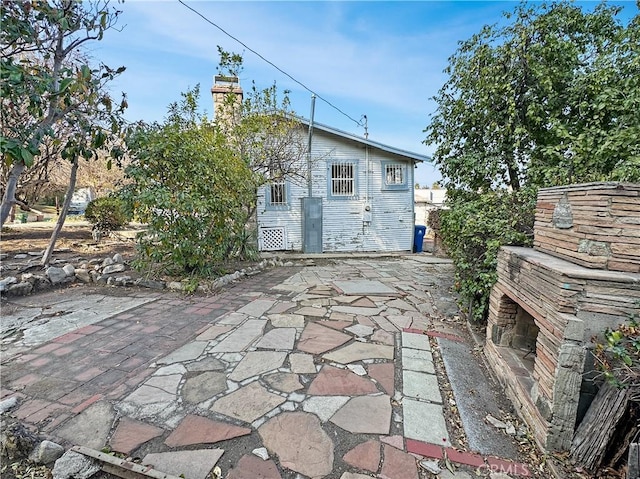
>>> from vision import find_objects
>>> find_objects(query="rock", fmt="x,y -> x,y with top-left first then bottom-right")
62,264 -> 75,276
252,447 -> 269,460
486,414 -> 508,429
0,397 -> 18,413
101,257 -> 114,268
28,251 -> 43,257
102,263 -> 125,275
88,258 -> 101,266
75,269 -> 92,283
29,440 -> 64,464
112,253 -> 124,264
28,274 -> 50,291
52,450 -> 100,479
14,253 -> 28,259
46,266 -> 67,284
0,422 -> 39,460
167,281 -> 183,291
505,422 -> 516,435
135,278 -> 166,290
419,459 -> 441,474
114,276 -> 132,285
8,282 -> 33,296
0,276 -> 18,292
21,273 -> 34,282
89,270 -> 100,282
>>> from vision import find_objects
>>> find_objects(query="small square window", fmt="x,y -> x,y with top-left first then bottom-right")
382,162 -> 408,190
266,180 -> 289,210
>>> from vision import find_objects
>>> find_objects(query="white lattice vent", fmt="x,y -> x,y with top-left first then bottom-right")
259,227 -> 287,251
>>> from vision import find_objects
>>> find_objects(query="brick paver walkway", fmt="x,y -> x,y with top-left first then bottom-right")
1,258 -> 531,478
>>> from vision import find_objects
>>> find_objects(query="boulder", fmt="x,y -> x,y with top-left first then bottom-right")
8,282 -> 33,296
46,267 -> 67,284
0,277 -> 17,292
0,397 -> 18,413
62,264 -> 75,277
29,440 -> 64,464
102,263 -> 125,275
75,269 -> 92,283
112,253 -> 124,264
135,279 -> 166,290
101,257 -> 114,268
52,450 -> 100,479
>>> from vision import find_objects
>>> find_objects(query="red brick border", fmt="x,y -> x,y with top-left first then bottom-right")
405,439 -> 531,477
402,328 -> 464,342
406,439 -> 443,459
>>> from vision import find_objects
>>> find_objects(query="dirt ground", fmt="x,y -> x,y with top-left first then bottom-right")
1,223 -> 136,262
0,222 -> 146,287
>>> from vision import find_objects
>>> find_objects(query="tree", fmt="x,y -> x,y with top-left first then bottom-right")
123,87 -> 257,276
425,1 -> 639,321
0,0 -> 127,228
123,49 -> 311,277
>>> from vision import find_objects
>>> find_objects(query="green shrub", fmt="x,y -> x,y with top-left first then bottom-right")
85,196 -> 130,232
439,187 -> 536,322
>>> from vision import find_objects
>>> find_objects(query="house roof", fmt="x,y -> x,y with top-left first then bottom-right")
294,115 -> 431,163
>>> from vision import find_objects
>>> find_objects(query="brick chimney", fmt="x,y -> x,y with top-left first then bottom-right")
211,75 -> 243,123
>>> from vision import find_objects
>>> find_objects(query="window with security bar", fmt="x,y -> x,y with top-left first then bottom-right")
382,161 -> 408,190
270,181 -> 286,206
265,179 -> 289,210
330,162 -> 356,197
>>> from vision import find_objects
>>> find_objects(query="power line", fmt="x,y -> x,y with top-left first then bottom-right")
177,0 -> 364,128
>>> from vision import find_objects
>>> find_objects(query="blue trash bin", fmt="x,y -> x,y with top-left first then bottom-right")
413,225 -> 426,253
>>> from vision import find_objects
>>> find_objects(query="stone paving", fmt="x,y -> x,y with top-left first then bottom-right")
0,256 -> 531,478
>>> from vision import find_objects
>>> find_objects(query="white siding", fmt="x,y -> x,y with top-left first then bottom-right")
257,129 -> 417,252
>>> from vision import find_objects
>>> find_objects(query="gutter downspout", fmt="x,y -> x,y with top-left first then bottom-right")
307,95 -> 316,198
364,115 -> 369,208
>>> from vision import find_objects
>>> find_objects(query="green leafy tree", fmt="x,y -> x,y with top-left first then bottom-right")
123,87 -> 257,276
124,48 -> 312,278
425,1 -> 639,321
0,0 -> 127,230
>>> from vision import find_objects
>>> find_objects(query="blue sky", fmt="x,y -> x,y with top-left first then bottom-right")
93,1 -> 638,187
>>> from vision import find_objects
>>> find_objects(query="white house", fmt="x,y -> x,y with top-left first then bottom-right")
211,75 -> 430,253
255,118 -> 430,253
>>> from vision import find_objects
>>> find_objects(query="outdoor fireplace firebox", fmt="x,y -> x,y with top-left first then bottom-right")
485,182 -> 640,451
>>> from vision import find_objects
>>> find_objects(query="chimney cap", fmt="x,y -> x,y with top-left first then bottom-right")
214,75 -> 240,86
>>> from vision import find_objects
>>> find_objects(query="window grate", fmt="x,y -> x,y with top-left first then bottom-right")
259,227 -> 286,251
385,163 -> 405,185
331,162 -> 355,196
269,181 -> 287,206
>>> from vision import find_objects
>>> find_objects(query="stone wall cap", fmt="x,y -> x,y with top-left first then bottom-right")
538,181 -> 640,194
502,246 -> 640,283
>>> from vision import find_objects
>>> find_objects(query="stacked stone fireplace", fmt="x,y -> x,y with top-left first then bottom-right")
485,182 -> 640,452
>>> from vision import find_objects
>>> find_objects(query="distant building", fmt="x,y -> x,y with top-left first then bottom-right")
414,188 -> 447,229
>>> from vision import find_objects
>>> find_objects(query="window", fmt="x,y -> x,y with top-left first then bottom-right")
382,162 -> 408,190
265,180 -> 289,210
330,162 -> 356,198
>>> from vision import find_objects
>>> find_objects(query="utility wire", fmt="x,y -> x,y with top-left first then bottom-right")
178,0 -> 364,128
